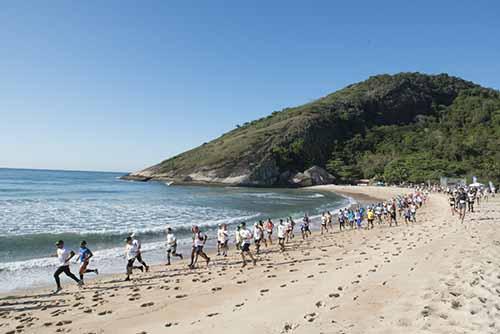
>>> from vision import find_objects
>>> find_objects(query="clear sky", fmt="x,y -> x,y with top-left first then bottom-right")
1,1 -> 499,172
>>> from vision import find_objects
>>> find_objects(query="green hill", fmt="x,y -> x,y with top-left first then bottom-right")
124,72 -> 500,186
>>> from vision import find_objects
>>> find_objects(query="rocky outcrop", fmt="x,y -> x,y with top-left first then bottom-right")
288,166 -> 335,187
122,165 -> 334,187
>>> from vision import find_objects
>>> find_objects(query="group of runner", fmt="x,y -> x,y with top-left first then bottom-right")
52,186 -> 485,293
447,185 -> 491,222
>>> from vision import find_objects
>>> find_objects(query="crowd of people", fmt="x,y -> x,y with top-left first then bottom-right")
447,185 -> 492,222
50,184 -> 494,293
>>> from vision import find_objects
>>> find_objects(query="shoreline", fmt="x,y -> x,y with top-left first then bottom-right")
2,186 -> 498,334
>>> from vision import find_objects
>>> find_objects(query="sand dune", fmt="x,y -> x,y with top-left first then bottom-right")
1,186 -> 499,334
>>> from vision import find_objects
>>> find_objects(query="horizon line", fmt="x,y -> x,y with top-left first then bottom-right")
0,166 -> 128,174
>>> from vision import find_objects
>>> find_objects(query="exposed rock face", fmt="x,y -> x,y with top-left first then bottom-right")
122,165 -> 334,187
288,166 -> 335,187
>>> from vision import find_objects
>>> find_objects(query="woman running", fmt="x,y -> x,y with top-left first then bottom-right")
77,240 -> 98,283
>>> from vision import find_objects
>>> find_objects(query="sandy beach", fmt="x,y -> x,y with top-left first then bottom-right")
1,185 -> 499,334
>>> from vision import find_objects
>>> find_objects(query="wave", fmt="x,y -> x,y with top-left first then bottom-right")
238,192 -> 325,201
0,240 -> 167,272
305,193 -> 325,198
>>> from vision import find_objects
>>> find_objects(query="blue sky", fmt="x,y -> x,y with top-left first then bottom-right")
1,1 -> 499,172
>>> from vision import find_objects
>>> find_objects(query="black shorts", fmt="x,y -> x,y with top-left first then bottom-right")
278,237 -> 285,242
241,243 -> 250,252
194,245 -> 204,254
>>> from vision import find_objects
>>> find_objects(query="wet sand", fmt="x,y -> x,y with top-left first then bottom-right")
1,186 -> 499,334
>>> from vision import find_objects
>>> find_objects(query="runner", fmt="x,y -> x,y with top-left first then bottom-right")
348,210 -> 355,229
338,209 -> 346,231
235,225 -> 242,251
389,203 -> 398,227
125,236 -> 144,281
77,240 -> 98,282
253,222 -> 264,254
367,208 -> 375,229
259,220 -> 268,247
303,214 -> 312,237
375,204 -> 383,224
265,219 -> 274,245
287,217 -> 295,240
301,214 -> 311,239
410,202 -> 417,222
188,225 -> 210,269
239,222 -> 257,267
53,240 -> 82,293
457,188 -> 467,223
467,189 -> 476,212
404,206 -> 412,225
166,227 -> 183,265
216,224 -> 223,256
355,209 -> 362,229
219,224 -> 229,257
320,212 -> 328,234
131,234 -> 149,272
449,192 -> 456,215
277,219 -> 286,252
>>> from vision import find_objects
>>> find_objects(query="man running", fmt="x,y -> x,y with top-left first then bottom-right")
253,222 -> 264,254
338,209 -> 346,231
235,225 -> 242,250
189,225 -> 210,269
77,240 -> 98,283
125,236 -> 144,281
449,193 -> 456,215
302,214 -> 312,238
166,227 -> 183,265
131,234 -> 149,272
277,219 -> 286,252
457,189 -> 467,223
53,240 -> 82,293
239,222 -> 257,267
218,224 -> 229,257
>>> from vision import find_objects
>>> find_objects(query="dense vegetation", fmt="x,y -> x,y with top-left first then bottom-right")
140,73 -> 500,186
324,87 -> 500,184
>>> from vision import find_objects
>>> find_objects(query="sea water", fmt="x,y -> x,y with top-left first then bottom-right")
0,168 -> 350,292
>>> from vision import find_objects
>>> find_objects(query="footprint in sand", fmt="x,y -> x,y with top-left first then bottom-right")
140,302 -> 154,307
97,310 -> 113,316
303,312 -> 317,322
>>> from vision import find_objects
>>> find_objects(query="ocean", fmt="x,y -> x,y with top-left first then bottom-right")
0,168 -> 350,292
